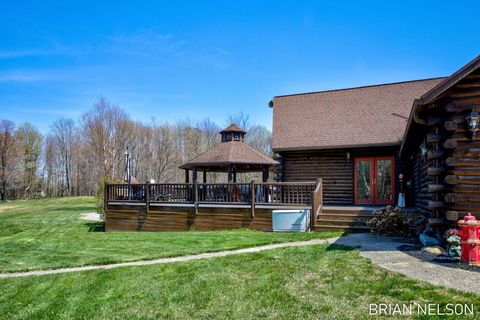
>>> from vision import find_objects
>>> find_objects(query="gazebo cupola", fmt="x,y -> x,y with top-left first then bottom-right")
220,124 -> 246,142
180,123 -> 279,183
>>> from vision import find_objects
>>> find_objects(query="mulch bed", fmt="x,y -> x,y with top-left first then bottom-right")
398,244 -> 480,273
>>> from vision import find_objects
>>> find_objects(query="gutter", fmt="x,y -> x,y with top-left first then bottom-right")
399,99 -> 426,156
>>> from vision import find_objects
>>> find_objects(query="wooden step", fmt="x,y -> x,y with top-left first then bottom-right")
318,213 -> 374,219
322,206 -> 379,214
314,224 -> 371,233
315,218 -> 369,227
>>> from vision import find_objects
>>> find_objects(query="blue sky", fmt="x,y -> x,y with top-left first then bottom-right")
1,1 -> 479,133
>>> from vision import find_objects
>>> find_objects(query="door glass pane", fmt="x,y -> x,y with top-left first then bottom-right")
376,159 -> 392,201
356,160 -> 371,200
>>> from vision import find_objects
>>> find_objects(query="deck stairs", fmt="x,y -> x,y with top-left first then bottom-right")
314,206 -> 380,232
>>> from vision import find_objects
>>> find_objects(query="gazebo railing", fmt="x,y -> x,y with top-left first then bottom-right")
105,181 -> 319,208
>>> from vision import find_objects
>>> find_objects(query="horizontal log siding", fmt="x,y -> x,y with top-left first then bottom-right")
279,147 -> 402,205
404,69 -> 480,222
410,151 -> 433,211
441,71 -> 480,218
105,204 -> 273,232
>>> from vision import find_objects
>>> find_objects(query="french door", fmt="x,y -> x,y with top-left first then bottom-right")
354,156 -> 395,204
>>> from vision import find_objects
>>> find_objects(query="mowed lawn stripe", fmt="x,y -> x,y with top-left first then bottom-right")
1,244 -> 479,320
0,197 -> 340,272
0,238 -> 337,278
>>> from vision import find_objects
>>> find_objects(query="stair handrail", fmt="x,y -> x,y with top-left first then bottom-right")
310,178 -> 323,228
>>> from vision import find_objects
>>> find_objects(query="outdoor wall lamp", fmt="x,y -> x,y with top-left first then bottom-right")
466,108 -> 479,140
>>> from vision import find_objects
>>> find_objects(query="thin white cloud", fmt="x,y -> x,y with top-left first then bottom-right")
210,46 -> 231,56
0,71 -> 43,82
0,42 -> 81,59
16,108 -> 83,117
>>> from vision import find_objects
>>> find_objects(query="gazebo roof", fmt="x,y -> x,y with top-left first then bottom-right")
219,123 -> 246,134
180,125 -> 279,171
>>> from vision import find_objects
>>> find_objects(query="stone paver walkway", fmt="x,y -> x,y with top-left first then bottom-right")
0,237 -> 338,279
334,233 -> 480,295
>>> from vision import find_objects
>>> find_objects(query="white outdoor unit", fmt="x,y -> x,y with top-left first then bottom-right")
272,209 -> 310,232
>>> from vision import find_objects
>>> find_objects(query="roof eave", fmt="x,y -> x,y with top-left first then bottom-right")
273,142 -> 401,153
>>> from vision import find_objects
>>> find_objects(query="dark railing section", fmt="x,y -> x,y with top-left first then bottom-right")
106,184 -> 147,202
197,183 -> 252,203
149,183 -> 192,203
105,181 -> 318,207
254,182 -> 315,205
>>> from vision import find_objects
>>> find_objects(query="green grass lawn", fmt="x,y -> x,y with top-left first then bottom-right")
1,244 -> 479,319
0,197 -> 340,272
1,197 -> 478,319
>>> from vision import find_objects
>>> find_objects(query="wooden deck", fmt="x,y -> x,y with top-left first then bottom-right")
104,181 -> 323,232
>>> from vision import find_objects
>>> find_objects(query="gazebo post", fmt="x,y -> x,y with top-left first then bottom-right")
262,166 -> 269,182
185,169 -> 190,183
203,171 -> 207,183
233,167 -> 237,183
227,165 -> 233,182
263,166 -> 269,202
192,169 -> 198,183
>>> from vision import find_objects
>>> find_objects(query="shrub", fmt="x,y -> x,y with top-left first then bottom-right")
95,176 -> 123,217
366,205 -> 427,237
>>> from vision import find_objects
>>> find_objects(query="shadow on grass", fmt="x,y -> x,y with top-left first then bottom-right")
50,206 -> 96,212
84,222 -> 105,232
325,244 -> 356,252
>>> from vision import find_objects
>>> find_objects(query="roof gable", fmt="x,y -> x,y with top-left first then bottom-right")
400,55 -> 480,155
418,55 -> 480,105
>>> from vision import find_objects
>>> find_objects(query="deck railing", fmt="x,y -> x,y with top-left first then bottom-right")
105,180 -> 323,227
106,181 -> 318,207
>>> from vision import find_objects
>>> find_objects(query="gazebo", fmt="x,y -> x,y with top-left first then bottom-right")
180,124 -> 279,183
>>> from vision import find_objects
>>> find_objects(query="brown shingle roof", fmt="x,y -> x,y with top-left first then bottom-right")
180,141 -> 279,170
219,123 -> 246,134
271,78 -> 446,151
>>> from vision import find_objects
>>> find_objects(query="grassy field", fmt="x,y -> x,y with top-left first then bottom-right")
1,244 -> 479,319
0,197 -> 340,272
1,197 -> 478,319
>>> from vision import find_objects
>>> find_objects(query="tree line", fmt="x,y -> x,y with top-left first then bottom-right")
0,98 -> 272,201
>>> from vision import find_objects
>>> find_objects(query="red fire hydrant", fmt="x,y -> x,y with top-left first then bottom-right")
458,213 -> 480,266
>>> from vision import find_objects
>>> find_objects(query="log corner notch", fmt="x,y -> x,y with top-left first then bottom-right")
445,210 -> 459,221
444,175 -> 458,185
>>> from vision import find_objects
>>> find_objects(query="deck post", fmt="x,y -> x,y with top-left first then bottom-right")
193,180 -> 198,216
250,180 -> 255,218
145,182 -> 150,213
310,189 -> 315,231
103,183 -> 108,217
185,169 -> 189,183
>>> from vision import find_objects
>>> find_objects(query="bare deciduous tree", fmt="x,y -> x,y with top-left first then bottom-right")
18,123 -> 42,198
0,120 -> 16,201
3,98 -> 273,199
81,97 -> 132,181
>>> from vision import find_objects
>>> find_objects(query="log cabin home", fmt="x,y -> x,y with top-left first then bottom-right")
105,55 -> 480,234
271,55 -> 480,232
